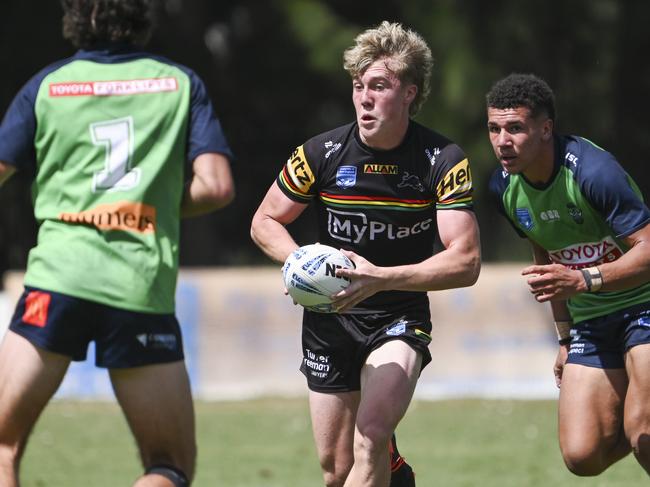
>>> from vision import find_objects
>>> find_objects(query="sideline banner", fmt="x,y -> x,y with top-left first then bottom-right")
1,265 -> 558,399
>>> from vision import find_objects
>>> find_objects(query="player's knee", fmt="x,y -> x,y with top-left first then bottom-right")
627,426 -> 650,459
355,423 -> 393,456
322,470 -> 346,487
561,447 -> 607,476
625,410 -> 650,457
145,464 -> 190,486
318,452 -> 352,487
0,441 -> 23,468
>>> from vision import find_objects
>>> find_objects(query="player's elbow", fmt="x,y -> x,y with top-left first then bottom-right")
250,210 -> 265,247
458,251 -> 481,287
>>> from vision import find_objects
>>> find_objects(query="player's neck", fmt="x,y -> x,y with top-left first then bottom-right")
359,118 -> 410,151
522,141 -> 556,185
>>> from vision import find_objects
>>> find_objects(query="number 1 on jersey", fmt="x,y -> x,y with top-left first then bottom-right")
91,116 -> 140,192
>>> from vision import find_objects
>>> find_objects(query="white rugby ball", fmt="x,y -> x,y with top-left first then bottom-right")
282,244 -> 354,313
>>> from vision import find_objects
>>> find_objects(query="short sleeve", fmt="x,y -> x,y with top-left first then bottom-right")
577,146 -> 650,238
488,168 -> 527,238
0,77 -> 41,171
186,71 -> 233,163
275,144 -> 317,203
432,143 -> 473,210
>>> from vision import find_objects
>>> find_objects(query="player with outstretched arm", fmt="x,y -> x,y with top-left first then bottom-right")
251,21 -> 480,487
0,1 -> 234,486
487,73 -> 650,476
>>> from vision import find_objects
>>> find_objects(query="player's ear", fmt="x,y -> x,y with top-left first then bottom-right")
404,84 -> 417,105
541,118 -> 553,142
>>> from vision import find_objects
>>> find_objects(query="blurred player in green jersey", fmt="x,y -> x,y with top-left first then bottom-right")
0,1 -> 234,485
488,73 -> 650,476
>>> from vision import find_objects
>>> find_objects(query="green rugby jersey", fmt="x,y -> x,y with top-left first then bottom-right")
0,47 -> 232,313
490,135 -> 650,323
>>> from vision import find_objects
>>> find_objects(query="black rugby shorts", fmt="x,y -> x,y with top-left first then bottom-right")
9,286 -> 184,368
300,304 -> 432,392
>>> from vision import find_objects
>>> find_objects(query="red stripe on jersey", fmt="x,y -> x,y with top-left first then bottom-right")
320,192 -> 432,204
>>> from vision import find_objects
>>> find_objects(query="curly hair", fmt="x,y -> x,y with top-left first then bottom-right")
486,73 -> 556,121
343,21 -> 433,117
61,0 -> 154,49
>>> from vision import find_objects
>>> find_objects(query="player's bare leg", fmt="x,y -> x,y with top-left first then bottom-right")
624,343 -> 650,474
558,363 -> 630,475
110,361 -> 195,487
0,331 -> 70,487
344,341 -> 421,487
309,390 -> 359,487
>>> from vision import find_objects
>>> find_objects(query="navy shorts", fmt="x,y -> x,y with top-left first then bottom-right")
300,304 -> 433,393
8,286 -> 184,368
566,301 -> 650,369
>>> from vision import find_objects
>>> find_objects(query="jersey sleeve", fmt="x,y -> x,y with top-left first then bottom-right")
488,168 -> 527,238
576,142 -> 650,238
432,143 -> 473,210
0,76 -> 41,171
186,71 -> 233,163
276,143 -> 319,204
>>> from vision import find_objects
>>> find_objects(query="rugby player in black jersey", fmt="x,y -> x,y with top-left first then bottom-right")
251,22 -> 480,487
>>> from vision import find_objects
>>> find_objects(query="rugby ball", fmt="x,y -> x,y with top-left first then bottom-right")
282,244 -> 354,313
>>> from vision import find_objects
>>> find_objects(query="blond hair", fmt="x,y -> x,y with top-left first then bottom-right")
343,21 -> 433,116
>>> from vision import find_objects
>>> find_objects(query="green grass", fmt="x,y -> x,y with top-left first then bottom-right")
20,399 -> 647,486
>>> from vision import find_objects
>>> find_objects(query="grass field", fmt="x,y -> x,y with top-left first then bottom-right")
21,398 -> 647,486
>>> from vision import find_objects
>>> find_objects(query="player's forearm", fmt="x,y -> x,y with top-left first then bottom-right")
250,212 -> 299,264
380,245 -> 480,292
181,173 -> 235,218
181,152 -> 235,217
597,242 -> 650,292
549,300 -> 571,322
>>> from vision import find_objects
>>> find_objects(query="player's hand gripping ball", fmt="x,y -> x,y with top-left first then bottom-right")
282,244 -> 354,313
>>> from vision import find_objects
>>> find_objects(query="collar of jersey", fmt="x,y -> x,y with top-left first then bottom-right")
75,43 -> 147,63
520,133 -> 564,191
353,120 -> 415,154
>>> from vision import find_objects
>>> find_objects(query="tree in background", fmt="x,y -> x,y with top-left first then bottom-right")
1,0 -> 648,271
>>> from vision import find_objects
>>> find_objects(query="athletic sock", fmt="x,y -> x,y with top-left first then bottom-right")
389,434 -> 416,487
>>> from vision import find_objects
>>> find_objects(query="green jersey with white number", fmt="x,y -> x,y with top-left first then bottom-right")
0,47 -> 232,313
490,135 -> 650,323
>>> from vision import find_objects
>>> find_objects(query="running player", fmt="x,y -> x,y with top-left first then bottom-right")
487,73 -> 650,476
0,1 -> 234,486
251,21 -> 481,487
